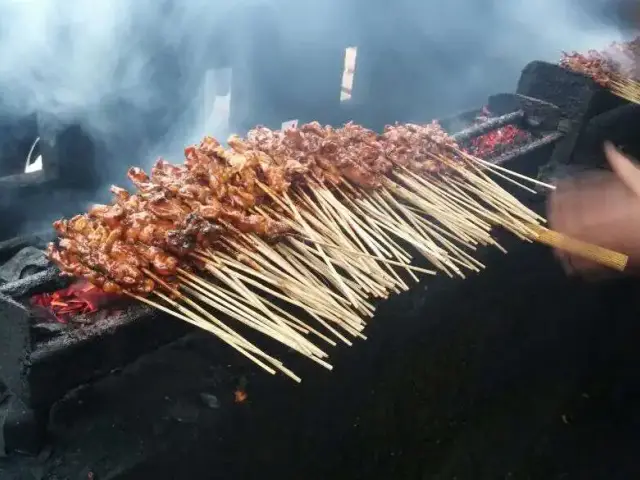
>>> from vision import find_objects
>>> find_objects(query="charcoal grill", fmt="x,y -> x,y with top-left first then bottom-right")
0,232 -> 194,453
0,59 -> 639,477
439,60 -> 640,191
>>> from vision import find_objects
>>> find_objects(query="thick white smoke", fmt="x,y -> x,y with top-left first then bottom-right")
499,0 -> 625,59
0,0 -> 241,168
0,0 -> 626,161
0,0 -> 628,238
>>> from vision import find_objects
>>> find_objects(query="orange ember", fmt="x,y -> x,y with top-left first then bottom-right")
468,125 -> 529,158
464,107 -> 531,158
31,280 -> 121,323
234,389 -> 248,403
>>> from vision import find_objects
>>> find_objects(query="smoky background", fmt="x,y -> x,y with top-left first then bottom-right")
0,0 -> 631,238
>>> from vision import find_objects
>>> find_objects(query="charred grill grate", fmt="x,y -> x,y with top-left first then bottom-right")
442,91 -> 567,172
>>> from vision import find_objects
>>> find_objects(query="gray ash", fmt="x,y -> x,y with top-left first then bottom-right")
0,232 -> 53,283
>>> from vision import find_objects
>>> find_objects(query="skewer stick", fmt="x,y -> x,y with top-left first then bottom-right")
270,203 -> 401,292
248,234 -> 366,308
314,188 -> 416,263
312,188 -> 410,290
380,190 -> 481,272
155,290 -> 304,383
527,225 -> 629,272
183,284 -> 334,370
386,179 -> 492,244
279,243 -> 377,319
402,203 -> 479,251
452,168 -> 542,222
180,282 -> 329,364
446,155 -> 539,195
470,156 -> 556,191
444,155 -> 544,223
199,260 -> 359,341
366,190 -> 467,275
294,193 -> 394,301
442,177 -> 537,237
177,268 -> 337,347
220,241 -> 364,343
290,203 -> 402,293
410,214 -> 486,270
141,268 -> 277,351
224,238 -> 351,313
290,236 -> 436,275
283,192 -> 363,309
313,188 -> 393,260
217,250 -> 357,312
216,243 -> 363,321
124,291 -> 280,377
145,266 -> 326,363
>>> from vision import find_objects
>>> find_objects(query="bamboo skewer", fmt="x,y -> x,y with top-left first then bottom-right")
526,225 -> 629,272
610,77 -> 640,105
124,291 -> 283,378
141,270 -> 318,378
470,156 -> 556,191
176,268 -> 336,346
201,258 -> 361,338
290,237 -> 436,275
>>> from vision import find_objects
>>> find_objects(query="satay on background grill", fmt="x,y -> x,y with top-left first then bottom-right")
46,120 -> 627,382
560,36 -> 640,102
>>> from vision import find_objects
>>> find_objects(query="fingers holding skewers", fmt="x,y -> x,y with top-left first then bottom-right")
547,143 -> 640,277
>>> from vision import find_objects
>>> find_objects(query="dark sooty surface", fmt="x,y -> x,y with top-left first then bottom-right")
1,235 -> 640,479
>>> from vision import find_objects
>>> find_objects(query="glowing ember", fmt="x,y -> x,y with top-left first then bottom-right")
31,281 -> 121,324
234,389 -> 248,403
465,107 -> 531,158
468,125 -> 530,158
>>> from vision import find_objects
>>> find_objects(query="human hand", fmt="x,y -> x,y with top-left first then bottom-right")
547,142 -> 640,277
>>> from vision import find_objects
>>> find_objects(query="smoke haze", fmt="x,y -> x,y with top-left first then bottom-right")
0,0 -> 629,236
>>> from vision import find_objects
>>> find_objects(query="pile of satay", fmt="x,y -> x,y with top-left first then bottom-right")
560,37 -> 640,102
45,120 -> 597,381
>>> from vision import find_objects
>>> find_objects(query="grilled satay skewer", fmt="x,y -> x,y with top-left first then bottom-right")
45,120 -> 629,383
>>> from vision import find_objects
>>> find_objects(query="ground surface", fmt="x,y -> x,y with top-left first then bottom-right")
1,236 -> 639,480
